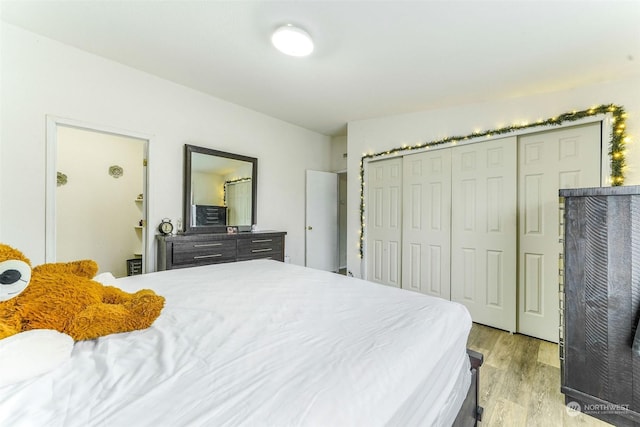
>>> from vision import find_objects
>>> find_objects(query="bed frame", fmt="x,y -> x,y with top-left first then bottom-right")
452,349 -> 484,427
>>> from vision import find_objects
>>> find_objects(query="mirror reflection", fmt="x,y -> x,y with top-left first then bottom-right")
184,145 -> 257,234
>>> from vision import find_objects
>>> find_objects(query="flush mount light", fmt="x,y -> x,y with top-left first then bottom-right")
271,24 -> 314,57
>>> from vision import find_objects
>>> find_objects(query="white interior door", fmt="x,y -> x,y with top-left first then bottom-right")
451,137 -> 517,332
366,158 -> 402,287
518,123 -> 601,342
402,149 -> 452,298
305,170 -> 338,271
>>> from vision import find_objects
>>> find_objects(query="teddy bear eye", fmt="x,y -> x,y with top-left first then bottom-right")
0,269 -> 22,284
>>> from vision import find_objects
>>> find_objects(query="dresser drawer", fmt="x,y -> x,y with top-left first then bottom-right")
172,239 -> 237,265
237,235 -> 284,261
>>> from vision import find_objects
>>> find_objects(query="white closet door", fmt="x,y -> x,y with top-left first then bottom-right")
518,123 -> 601,342
451,137 -> 517,332
366,158 -> 402,287
402,149 -> 452,298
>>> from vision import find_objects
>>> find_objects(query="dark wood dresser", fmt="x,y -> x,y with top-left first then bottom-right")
560,185 -> 640,426
156,231 -> 286,270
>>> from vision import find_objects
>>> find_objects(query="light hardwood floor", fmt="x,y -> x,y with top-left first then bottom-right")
466,323 -> 613,426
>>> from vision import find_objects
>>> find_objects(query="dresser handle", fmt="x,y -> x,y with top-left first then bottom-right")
252,239 -> 273,243
194,243 -> 222,248
252,248 -> 272,253
194,254 -> 223,259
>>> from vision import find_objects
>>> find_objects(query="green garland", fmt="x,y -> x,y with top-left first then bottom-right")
358,104 -> 629,258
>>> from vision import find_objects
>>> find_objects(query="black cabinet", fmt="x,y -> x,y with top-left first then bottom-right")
126,258 -> 143,276
560,186 -> 640,426
194,205 -> 227,226
157,231 -> 286,270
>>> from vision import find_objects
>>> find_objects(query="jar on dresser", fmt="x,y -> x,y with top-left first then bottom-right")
156,231 -> 286,270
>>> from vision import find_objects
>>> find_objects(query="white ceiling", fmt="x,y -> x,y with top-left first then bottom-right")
2,0 -> 639,136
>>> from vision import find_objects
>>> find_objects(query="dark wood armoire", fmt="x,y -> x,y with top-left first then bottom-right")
560,185 -> 640,426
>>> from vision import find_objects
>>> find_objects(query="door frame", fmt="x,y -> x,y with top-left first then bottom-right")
45,116 -> 152,272
337,170 -> 348,272
362,113 -> 614,280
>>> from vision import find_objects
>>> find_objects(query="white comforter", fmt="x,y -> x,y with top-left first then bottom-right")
0,260 -> 472,427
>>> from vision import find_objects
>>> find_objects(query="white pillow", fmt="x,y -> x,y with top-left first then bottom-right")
0,329 -> 74,387
93,272 -> 117,284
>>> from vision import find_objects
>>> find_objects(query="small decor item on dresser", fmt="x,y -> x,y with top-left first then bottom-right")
158,218 -> 174,235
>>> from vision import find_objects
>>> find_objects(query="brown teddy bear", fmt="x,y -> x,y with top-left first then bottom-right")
0,243 -> 164,341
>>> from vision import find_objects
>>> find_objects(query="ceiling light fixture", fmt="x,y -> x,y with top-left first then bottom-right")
271,24 -> 314,57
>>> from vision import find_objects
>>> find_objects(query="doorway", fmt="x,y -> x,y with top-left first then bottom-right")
46,117 -> 149,277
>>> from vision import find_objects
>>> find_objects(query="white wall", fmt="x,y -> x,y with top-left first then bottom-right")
192,172 -> 224,206
330,135 -> 348,172
330,136 -> 348,270
0,23 -> 331,268
347,76 -> 640,277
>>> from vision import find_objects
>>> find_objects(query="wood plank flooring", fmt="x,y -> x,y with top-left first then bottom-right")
467,323 -> 612,426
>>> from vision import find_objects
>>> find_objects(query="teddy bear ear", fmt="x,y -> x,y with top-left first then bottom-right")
0,244 -> 31,266
0,260 -> 32,302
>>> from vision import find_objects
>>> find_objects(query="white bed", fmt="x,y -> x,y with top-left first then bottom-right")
0,260 -> 474,427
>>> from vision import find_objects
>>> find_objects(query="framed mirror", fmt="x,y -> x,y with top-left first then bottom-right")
183,144 -> 257,234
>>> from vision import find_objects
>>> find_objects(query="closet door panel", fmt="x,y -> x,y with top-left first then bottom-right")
366,158 -> 403,287
402,150 -> 452,298
518,122 -> 601,342
451,137 -> 517,332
